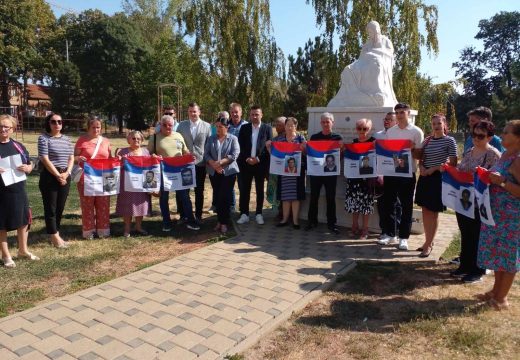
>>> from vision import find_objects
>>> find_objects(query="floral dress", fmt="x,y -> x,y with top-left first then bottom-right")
344,137 -> 375,215
477,154 -> 520,272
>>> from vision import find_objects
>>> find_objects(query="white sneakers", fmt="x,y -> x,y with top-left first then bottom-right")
377,234 -> 408,250
255,214 -> 264,225
237,214 -> 250,224
237,214 -> 265,225
377,234 -> 398,245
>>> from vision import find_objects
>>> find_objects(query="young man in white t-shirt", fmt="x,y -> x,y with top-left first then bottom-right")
378,103 -> 424,250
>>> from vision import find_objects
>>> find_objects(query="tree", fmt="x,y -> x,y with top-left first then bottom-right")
453,11 -> 520,129
0,0 -> 56,108
307,0 -> 439,108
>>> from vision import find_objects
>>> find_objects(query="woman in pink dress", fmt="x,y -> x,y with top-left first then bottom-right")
116,131 -> 152,237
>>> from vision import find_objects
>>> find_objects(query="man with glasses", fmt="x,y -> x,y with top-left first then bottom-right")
378,103 -> 423,251
147,115 -> 200,232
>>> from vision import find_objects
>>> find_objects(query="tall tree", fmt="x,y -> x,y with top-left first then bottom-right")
307,0 -> 439,107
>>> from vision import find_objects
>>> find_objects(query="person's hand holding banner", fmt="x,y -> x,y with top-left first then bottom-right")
306,140 -> 341,176
269,142 -> 302,176
84,158 -> 121,196
474,166 -> 495,226
123,156 -> 161,192
441,164 -> 475,218
344,142 -> 376,178
162,154 -> 196,191
375,139 -> 413,177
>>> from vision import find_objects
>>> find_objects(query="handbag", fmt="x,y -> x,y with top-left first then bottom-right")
72,136 -> 103,183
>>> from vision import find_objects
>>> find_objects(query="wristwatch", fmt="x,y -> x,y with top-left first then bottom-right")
500,181 -> 507,188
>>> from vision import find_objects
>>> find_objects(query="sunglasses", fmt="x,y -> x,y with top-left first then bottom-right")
471,133 -> 487,140
164,112 -> 175,116
356,127 -> 369,131
50,120 -> 62,125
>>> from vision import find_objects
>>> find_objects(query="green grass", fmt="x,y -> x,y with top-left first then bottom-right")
441,231 -> 461,261
0,288 -> 46,318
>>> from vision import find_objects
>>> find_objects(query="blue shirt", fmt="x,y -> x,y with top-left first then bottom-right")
463,134 -> 504,154
228,119 -> 248,137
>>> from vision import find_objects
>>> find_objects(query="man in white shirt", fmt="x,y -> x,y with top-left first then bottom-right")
378,103 -> 424,250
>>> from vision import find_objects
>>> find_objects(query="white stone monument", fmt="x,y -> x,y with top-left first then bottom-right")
302,20 -> 423,234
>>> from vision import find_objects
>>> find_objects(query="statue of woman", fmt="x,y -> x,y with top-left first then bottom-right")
328,21 -> 398,107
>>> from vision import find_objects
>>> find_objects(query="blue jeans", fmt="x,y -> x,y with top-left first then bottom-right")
160,186 -> 195,227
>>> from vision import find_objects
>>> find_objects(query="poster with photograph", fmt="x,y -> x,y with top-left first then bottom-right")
162,155 -> 196,191
306,140 -> 341,176
441,165 -> 475,218
474,167 -> 495,226
83,158 -> 121,196
343,142 -> 377,179
123,156 -> 161,192
269,142 -> 302,176
375,139 -> 413,177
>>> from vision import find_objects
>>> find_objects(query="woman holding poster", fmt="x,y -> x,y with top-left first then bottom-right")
450,121 -> 500,282
414,114 -> 457,257
267,117 -> 306,229
116,131 -> 151,238
476,120 -> 520,310
344,118 -> 375,239
0,115 -> 39,268
74,116 -> 112,239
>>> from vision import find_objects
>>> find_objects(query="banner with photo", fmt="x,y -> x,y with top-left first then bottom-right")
441,165 -> 475,218
123,156 -> 161,193
343,142 -> 377,179
162,155 -> 196,191
306,140 -> 341,176
474,167 -> 495,226
375,139 -> 413,177
269,142 -> 302,176
83,158 -> 121,196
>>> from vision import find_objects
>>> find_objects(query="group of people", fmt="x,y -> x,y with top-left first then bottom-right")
0,103 -> 518,311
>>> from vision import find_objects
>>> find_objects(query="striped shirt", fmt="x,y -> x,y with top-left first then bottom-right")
422,136 -> 457,169
38,133 -> 74,168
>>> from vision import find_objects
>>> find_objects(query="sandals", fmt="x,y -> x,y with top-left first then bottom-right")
358,229 -> 368,240
2,257 -> 16,268
416,242 -> 435,252
487,298 -> 510,311
418,245 -> 433,258
475,291 -> 494,302
17,252 -> 40,261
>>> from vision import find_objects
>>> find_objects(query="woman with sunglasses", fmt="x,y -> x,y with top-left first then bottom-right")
475,120 -> 520,310
116,131 -> 151,237
450,121 -> 500,282
1,114 -> 38,268
344,118 -> 375,239
415,114 -> 457,257
38,113 -> 74,248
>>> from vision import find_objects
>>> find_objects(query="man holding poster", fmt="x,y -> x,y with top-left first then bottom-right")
306,112 -> 342,234
378,103 -> 423,250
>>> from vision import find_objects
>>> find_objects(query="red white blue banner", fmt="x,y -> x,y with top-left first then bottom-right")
375,139 -> 413,177
343,142 -> 377,179
306,140 -> 341,176
123,156 -> 161,193
269,142 -> 302,176
162,155 -> 196,191
441,165 -> 475,218
83,158 -> 121,196
474,167 -> 495,226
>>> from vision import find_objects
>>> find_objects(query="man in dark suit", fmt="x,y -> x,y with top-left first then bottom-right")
237,105 -> 273,225
176,102 -> 211,222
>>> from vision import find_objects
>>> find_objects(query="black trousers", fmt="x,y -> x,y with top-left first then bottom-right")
377,193 -> 401,237
212,173 -> 236,225
308,175 -> 337,227
239,164 -> 266,215
456,208 -> 485,276
193,165 -> 206,218
382,175 -> 416,239
39,169 -> 70,234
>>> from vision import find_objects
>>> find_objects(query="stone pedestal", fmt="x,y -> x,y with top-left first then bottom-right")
300,106 -> 424,234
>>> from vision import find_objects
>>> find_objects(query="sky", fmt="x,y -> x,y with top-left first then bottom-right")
48,0 -> 519,84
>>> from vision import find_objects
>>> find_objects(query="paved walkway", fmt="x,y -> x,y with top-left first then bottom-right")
0,212 -> 458,360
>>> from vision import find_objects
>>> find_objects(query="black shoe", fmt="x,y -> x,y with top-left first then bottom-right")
449,256 -> 460,265
304,223 -> 317,231
328,226 -> 340,235
450,269 -> 466,278
276,222 -> 288,227
462,274 -> 482,283
293,224 -> 301,230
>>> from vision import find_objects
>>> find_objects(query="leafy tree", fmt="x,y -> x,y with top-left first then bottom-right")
0,0 -> 56,108
307,0 -> 439,107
